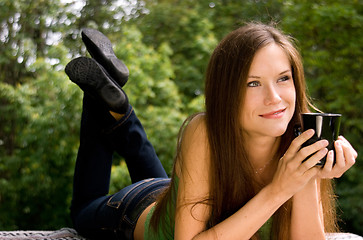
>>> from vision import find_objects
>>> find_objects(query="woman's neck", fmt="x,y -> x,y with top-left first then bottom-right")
244,135 -> 281,185
244,135 -> 281,170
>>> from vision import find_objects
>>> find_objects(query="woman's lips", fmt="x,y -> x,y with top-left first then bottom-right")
259,108 -> 286,119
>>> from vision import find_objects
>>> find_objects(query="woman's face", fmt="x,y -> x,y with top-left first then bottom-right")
241,43 -> 296,138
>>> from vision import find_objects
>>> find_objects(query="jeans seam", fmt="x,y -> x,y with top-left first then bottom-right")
102,106 -> 134,135
124,178 -> 168,223
106,180 -> 144,209
121,178 -> 157,212
106,178 -> 156,209
121,188 -> 158,226
112,107 -> 134,130
112,108 -> 133,130
119,179 -> 169,231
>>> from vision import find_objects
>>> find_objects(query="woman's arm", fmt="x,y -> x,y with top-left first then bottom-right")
291,179 -> 325,240
191,185 -> 289,240
174,115 -> 288,240
290,136 -> 357,240
174,116 -> 328,240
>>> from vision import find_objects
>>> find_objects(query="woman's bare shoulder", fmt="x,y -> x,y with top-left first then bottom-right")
176,113 -> 210,180
184,113 -> 207,138
174,113 -> 212,239
182,113 -> 208,153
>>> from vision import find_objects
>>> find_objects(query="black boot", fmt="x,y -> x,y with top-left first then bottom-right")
81,28 -> 129,88
65,57 -> 129,114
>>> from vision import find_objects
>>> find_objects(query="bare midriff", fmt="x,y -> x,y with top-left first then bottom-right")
133,202 -> 156,240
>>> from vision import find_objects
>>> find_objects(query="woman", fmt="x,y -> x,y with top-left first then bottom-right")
65,23 -> 357,240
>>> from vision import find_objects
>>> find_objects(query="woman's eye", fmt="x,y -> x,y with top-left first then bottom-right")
247,81 -> 260,87
278,76 -> 291,82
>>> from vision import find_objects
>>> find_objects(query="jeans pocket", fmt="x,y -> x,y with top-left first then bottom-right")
106,178 -> 160,209
106,180 -> 146,209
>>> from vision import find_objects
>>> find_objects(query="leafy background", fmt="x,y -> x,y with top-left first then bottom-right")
0,0 -> 362,235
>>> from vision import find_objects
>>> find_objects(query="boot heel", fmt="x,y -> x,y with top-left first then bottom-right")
65,57 -> 129,114
81,28 -> 129,87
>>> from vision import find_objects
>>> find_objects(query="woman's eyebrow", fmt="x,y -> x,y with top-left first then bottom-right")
279,70 -> 291,75
248,75 -> 260,79
248,70 -> 292,79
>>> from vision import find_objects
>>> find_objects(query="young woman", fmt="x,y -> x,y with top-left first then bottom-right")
65,23 -> 357,240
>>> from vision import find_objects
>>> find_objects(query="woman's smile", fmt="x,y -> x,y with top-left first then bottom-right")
259,108 -> 287,119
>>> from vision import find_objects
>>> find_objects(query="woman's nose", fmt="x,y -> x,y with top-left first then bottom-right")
264,85 -> 282,105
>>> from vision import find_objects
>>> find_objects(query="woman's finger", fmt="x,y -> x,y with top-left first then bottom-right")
286,129 -> 315,158
299,147 -> 328,172
318,137 -> 357,179
338,136 -> 358,159
339,139 -> 356,168
319,150 -> 334,178
296,139 -> 329,162
334,141 -> 346,170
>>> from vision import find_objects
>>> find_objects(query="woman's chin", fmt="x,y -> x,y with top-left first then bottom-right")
268,126 -> 289,138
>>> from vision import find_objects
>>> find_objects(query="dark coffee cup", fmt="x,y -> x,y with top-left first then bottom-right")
300,113 -> 341,166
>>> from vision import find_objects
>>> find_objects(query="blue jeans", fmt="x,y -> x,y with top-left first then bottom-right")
70,95 -> 169,239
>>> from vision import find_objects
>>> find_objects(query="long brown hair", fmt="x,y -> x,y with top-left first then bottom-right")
150,22 -> 338,239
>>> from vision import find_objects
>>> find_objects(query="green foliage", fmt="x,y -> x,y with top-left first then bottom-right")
134,0 -> 285,103
0,0 -> 362,235
111,25 -> 187,174
109,161 -> 132,195
281,1 -> 363,234
0,56 -> 82,229
134,1 -> 218,102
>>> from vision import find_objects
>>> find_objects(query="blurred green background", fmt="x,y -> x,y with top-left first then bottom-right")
0,0 -> 362,235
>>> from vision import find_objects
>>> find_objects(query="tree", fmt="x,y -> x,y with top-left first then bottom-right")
134,0 -> 285,106
0,0 -> 361,235
0,0 -> 187,228
0,54 -> 82,229
111,25 -> 186,175
133,0 -> 218,104
281,0 -> 363,234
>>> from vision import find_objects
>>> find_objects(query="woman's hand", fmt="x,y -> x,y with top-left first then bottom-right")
317,136 -> 357,179
270,129 -> 328,198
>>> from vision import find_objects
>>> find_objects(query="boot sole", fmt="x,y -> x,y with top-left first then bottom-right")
81,28 -> 129,87
65,57 -> 127,113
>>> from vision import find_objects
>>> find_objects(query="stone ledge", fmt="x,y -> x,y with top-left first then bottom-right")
0,228 -> 361,239
326,233 -> 363,240
0,228 -> 86,240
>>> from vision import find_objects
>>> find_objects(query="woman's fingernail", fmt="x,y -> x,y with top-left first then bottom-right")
307,129 -> 315,135
320,139 -> 328,145
329,150 -> 334,157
